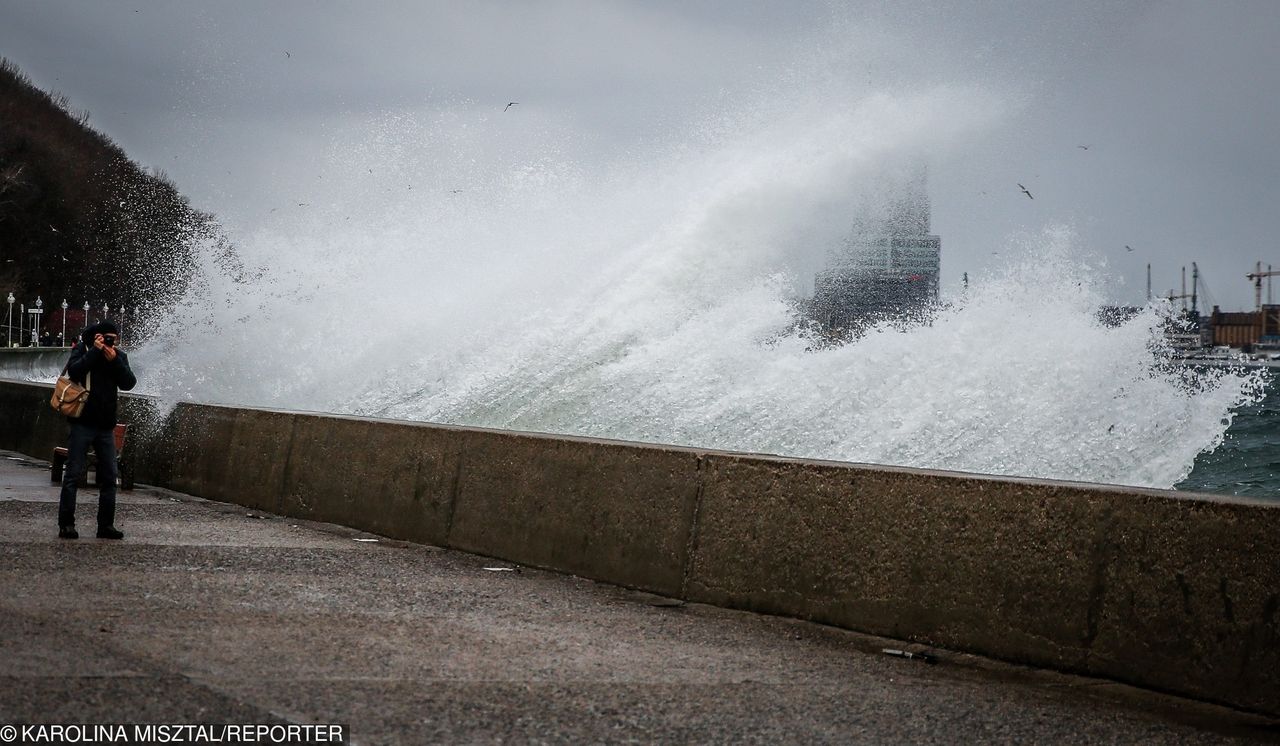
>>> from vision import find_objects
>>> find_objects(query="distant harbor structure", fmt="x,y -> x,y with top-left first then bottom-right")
1144,260 -> 1280,366
810,166 -> 940,333
1208,304 -> 1280,349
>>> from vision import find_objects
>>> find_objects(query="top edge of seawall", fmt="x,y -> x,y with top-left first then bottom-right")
2,376 -> 1272,510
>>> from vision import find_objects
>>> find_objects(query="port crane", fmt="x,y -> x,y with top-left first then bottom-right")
1245,261 -> 1280,343
1246,261 -> 1280,310
1161,263 -> 1199,314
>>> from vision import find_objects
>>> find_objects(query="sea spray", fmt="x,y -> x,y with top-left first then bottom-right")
131,76 -> 1260,490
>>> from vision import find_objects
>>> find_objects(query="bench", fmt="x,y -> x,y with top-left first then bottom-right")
50,423 -> 135,491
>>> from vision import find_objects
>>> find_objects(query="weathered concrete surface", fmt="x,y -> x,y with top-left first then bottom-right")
3,377 -> 1278,718
161,405 -> 297,513
0,378 -> 68,457
1,452 -> 1276,744
281,414 -> 460,546
687,454 -> 1280,716
448,430 -> 702,596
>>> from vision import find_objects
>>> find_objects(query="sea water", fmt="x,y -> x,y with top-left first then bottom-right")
1179,373 -> 1279,498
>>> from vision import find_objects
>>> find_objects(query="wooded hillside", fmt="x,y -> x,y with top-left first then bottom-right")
0,57 -> 209,329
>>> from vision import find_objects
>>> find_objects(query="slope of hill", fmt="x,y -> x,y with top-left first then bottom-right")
0,57 -> 208,334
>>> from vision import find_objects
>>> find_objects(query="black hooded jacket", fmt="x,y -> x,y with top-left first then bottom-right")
64,321 -> 137,430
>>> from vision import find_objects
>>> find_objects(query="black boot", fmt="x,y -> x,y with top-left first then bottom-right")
96,526 -> 124,540
58,525 -> 78,540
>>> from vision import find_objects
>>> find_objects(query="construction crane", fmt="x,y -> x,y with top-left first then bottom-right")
1246,261 -> 1280,310
1164,264 -> 1199,314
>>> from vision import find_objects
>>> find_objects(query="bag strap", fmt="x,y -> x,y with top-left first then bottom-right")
61,348 -> 91,391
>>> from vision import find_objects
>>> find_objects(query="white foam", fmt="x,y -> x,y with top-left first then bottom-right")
133,76 -> 1261,490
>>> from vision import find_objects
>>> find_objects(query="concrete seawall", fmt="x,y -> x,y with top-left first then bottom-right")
0,347 -> 71,381
1,377 -> 1276,717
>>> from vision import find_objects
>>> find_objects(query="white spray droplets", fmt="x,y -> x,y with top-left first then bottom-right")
132,76 -> 1259,491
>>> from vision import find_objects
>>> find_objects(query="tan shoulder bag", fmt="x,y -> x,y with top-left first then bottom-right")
51,362 -> 91,417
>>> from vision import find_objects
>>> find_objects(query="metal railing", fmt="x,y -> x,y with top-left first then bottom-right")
4,293 -> 133,349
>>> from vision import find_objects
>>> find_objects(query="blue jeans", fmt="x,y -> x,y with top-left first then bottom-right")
58,422 -> 117,529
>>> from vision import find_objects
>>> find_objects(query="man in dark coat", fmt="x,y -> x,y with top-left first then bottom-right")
58,320 -> 137,539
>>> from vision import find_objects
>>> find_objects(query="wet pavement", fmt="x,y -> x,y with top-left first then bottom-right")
1,449 -> 1276,744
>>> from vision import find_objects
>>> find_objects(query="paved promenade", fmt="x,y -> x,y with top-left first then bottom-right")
0,450 -> 1276,744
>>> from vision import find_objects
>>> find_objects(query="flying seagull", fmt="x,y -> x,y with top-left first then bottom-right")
504,102 -> 518,111
1077,145 -> 1090,150
1017,183 -> 1034,200
450,189 -> 464,194
285,51 -> 291,58
1125,245 -> 1133,252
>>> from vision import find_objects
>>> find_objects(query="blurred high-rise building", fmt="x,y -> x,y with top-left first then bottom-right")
812,165 -> 940,331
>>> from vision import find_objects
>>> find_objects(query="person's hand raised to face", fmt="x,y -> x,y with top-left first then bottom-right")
93,333 -> 118,362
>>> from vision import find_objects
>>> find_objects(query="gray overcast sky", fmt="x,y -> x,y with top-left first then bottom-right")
2,0 -> 1278,309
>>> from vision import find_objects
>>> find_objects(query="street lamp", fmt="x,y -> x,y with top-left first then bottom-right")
61,299 -> 68,346
119,305 -> 126,344
5,292 -> 13,348
31,296 -> 44,345
18,302 -> 23,347
83,301 -> 90,328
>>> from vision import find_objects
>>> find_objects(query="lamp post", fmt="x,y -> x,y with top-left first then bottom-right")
119,305 -> 126,344
61,299 -> 68,346
18,303 -> 23,347
30,296 -> 44,345
83,301 -> 90,329
5,292 -> 13,348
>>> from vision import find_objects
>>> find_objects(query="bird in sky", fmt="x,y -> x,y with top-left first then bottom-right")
1125,245 -> 1134,252
1017,183 -> 1034,200
285,51 -> 291,58
1077,145 -> 1090,150
504,102 -> 518,111
450,189 -> 464,194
